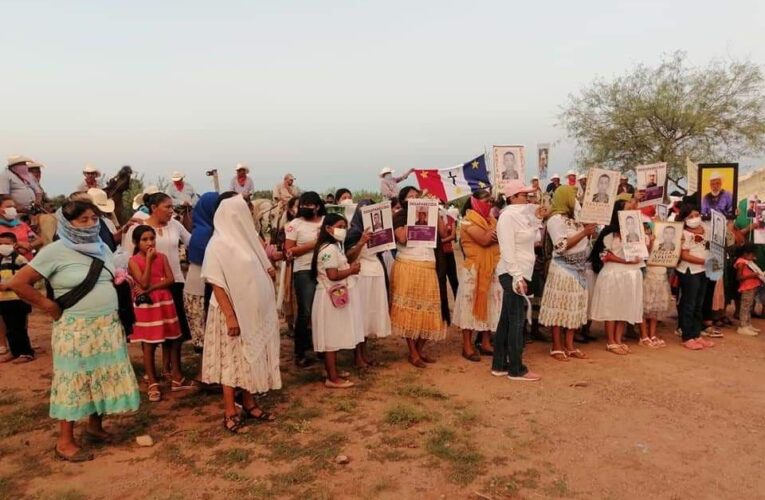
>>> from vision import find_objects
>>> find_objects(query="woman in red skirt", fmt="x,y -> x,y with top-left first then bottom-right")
128,225 -> 182,402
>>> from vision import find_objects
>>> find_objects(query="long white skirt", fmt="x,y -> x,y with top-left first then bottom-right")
452,266 -> 502,332
311,284 -> 366,352
356,275 -> 391,338
589,262 -> 644,324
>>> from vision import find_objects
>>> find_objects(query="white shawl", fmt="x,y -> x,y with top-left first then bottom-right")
202,196 -> 282,391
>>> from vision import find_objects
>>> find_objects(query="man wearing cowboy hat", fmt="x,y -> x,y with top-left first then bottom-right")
545,173 -> 561,194
273,173 -> 299,206
565,169 -> 578,186
76,164 -> 102,192
379,167 -> 414,199
0,155 -> 40,213
617,174 -> 635,195
230,163 -> 255,197
701,171 -> 734,218
26,160 -> 47,206
167,171 -> 198,207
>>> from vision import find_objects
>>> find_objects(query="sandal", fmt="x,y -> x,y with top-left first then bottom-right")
408,357 -> 427,368
619,343 -> 632,354
462,351 -> 481,362
606,344 -> 628,355
243,405 -> 276,422
638,338 -> 654,347
12,354 -> 35,364
223,414 -> 246,434
55,446 -> 94,462
565,349 -> 587,359
650,336 -> 666,348
549,350 -> 569,362
324,379 -> 355,389
170,377 -> 197,392
147,383 -> 162,403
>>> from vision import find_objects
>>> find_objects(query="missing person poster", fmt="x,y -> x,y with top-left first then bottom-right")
656,204 -> 669,222
361,201 -> 395,252
755,203 -> 765,244
636,162 -> 666,208
710,209 -> 726,248
686,157 -> 698,196
406,198 -> 438,248
647,222 -> 683,267
707,242 -> 726,281
618,210 -> 648,261
578,168 -> 620,225
493,145 -> 526,188
537,143 -> 550,180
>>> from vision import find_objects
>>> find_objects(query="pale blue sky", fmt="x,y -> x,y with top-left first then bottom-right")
1,0 -> 763,196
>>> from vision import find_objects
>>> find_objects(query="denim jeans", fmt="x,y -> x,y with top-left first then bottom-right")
293,270 -> 317,358
492,274 -> 527,376
678,270 -> 707,341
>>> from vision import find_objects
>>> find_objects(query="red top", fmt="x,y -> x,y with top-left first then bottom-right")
0,222 -> 37,261
735,257 -> 761,292
442,216 -> 455,253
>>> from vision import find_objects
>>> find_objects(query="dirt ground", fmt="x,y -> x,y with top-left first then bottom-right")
1,310 -> 764,500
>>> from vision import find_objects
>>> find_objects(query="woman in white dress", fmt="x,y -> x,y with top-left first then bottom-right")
201,196 -> 281,433
589,200 -> 646,355
310,213 -> 366,388
346,201 -> 391,366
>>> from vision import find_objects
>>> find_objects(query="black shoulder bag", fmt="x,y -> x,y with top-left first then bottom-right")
47,258 -> 105,310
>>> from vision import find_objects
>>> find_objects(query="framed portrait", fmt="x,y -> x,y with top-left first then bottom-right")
578,168 -> 620,225
648,221 -> 683,267
698,163 -> 738,219
618,210 -> 648,261
406,198 -> 438,248
361,201 -> 395,252
492,145 -> 526,188
635,162 -> 666,207
656,204 -> 669,222
537,143 -> 550,180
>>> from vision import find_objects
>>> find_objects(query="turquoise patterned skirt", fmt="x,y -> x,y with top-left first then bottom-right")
50,312 -> 140,421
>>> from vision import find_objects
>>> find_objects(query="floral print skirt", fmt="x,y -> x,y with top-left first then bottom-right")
50,312 -> 140,421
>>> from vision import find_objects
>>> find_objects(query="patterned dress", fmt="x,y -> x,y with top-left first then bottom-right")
129,252 -> 182,343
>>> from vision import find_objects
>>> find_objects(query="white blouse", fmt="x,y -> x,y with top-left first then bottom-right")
676,227 -> 709,275
123,218 -> 191,282
547,214 -> 589,256
496,205 -> 538,281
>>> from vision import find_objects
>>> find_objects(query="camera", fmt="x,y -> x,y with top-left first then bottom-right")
134,293 -> 154,306
205,169 -> 217,177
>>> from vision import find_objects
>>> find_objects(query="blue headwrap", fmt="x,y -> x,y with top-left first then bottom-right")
187,192 -> 219,265
55,208 -> 106,259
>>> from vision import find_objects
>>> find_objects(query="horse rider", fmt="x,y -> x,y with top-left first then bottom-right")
77,164 -> 102,192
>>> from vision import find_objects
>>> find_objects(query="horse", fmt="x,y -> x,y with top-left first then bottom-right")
103,165 -> 134,225
250,198 -> 286,242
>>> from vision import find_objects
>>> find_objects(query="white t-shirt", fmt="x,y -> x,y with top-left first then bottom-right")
285,217 -> 323,272
123,218 -> 191,282
359,245 -> 385,277
676,227 -> 709,275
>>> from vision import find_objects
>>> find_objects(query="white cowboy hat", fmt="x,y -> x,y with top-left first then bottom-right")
550,173 -> 560,180
87,188 -> 115,213
531,176 -> 539,181
235,163 -> 249,173
285,173 -> 295,180
379,167 -> 394,177
170,170 -> 185,182
83,164 -> 100,175
132,185 -> 160,210
27,160 -> 44,169
566,169 -> 577,177
7,155 -> 32,168
578,173 -> 587,181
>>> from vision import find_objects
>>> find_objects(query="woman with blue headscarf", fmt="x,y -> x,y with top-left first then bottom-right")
184,192 -> 221,350
9,200 -> 140,462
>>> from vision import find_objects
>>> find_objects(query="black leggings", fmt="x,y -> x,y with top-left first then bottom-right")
171,282 -> 192,341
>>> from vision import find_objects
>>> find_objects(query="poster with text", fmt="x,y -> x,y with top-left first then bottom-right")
698,163 -> 738,219
635,162 -> 666,207
648,222 -> 683,267
755,203 -> 765,244
406,198 -> 438,248
361,201 -> 395,252
537,143 -> 550,180
618,210 -> 649,260
578,168 -> 620,225
707,242 -> 726,281
493,145 -> 526,188
686,157 -> 698,195
710,209 -> 726,248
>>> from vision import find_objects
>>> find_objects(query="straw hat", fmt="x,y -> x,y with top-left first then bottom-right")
132,185 -> 160,210
83,164 -> 100,175
379,167 -> 394,177
170,171 -> 185,182
235,163 -> 250,174
27,160 -> 44,169
87,188 -> 115,214
7,155 -> 32,168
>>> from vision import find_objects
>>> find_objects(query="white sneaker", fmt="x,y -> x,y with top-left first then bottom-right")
508,371 -> 542,382
737,326 -> 759,337
491,370 -> 508,377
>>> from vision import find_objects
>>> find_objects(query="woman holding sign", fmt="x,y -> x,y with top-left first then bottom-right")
390,186 -> 448,368
539,186 -> 597,361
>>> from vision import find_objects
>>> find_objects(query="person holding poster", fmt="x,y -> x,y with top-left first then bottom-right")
493,146 -> 525,187
347,201 -> 392,358
390,187 -> 447,368
639,225 -> 673,348
539,186 -> 597,361
590,201 -> 646,355
579,169 -> 620,225
675,205 -> 716,350
452,190 -> 501,362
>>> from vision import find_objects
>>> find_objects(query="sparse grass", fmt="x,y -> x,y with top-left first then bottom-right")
0,476 -> 17,500
0,403 -> 50,438
209,447 -> 253,467
221,471 -> 252,484
368,448 -> 412,463
369,477 -> 398,495
290,370 -> 325,386
170,390 -> 218,410
482,469 -> 542,497
425,426 -> 485,485
0,392 -> 21,406
50,490 -> 88,500
333,398 -> 357,413
266,432 -> 347,464
153,442 -> 198,471
454,408 -> 480,427
384,404 -> 430,427
545,477 -> 572,497
395,384 -> 448,400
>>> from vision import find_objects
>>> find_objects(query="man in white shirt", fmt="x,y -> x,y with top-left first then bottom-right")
76,164 -> 102,192
0,155 -> 40,213
167,171 -> 198,207
493,180 -> 542,382
273,173 -> 299,206
379,167 -> 414,199
230,163 -> 255,197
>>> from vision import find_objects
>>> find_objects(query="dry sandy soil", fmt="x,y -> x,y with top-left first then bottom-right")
1,311 -> 764,500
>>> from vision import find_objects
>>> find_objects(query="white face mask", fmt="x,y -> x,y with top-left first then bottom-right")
0,244 -> 14,257
685,216 -> 702,229
2,207 -> 17,220
332,228 -> 347,242
339,199 -> 353,205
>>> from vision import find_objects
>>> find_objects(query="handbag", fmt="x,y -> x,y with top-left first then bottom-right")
48,258 -> 105,310
328,283 -> 350,308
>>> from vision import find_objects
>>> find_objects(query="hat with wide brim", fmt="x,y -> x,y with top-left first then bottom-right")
83,164 -> 100,175
7,155 -> 32,168
502,180 -> 536,198
132,185 -> 160,210
27,160 -> 44,169
87,188 -> 115,213
566,169 -> 577,177
235,163 -> 250,174
379,167 -> 394,177
550,173 -> 560,180
285,173 -> 296,180
170,171 -> 185,182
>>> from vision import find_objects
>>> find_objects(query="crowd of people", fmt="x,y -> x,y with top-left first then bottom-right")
0,155 -> 762,462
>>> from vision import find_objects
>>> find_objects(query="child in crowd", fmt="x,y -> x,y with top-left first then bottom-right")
734,243 -> 761,337
310,214 -> 365,388
639,223 -> 671,348
128,225 -> 182,402
0,232 -> 35,363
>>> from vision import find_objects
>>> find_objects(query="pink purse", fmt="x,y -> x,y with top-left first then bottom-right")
328,284 -> 349,308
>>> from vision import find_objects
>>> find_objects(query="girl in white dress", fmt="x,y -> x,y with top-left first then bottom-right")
310,214 -> 366,388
